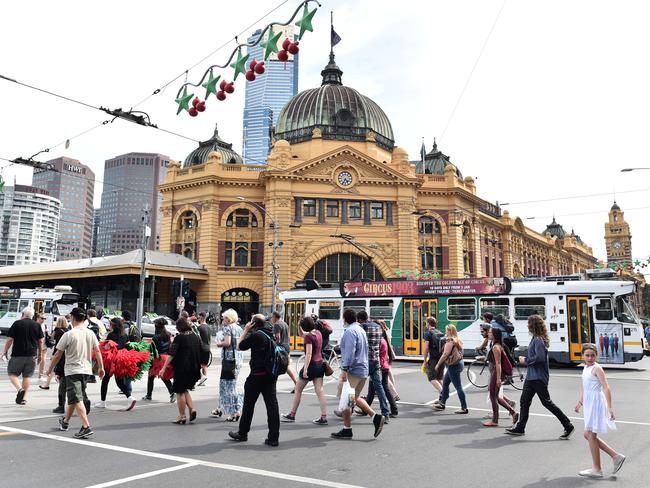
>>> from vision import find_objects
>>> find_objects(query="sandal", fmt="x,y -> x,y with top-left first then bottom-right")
172,416 -> 187,424
189,409 -> 197,422
210,409 -> 223,418
225,414 -> 241,422
482,420 -> 499,427
15,389 -> 25,405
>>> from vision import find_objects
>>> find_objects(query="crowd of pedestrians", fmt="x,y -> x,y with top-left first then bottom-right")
1,305 -> 627,477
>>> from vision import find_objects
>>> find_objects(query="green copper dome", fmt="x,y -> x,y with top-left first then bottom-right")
183,124 -> 243,168
274,53 -> 395,151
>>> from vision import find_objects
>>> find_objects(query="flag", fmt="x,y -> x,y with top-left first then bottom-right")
331,27 -> 341,47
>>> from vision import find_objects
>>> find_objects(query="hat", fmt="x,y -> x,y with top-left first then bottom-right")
70,307 -> 87,321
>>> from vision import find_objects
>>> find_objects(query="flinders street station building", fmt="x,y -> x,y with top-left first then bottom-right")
159,54 -> 596,317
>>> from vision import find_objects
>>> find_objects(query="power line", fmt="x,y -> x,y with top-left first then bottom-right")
501,187 -> 650,206
525,205 -> 650,221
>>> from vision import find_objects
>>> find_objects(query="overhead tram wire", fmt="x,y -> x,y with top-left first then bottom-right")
500,187 -> 650,206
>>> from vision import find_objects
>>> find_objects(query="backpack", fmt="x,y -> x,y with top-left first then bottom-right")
259,329 -> 289,377
500,349 -> 513,377
503,335 -> 518,351
427,329 -> 444,363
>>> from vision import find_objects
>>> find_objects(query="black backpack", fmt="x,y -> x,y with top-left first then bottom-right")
259,329 -> 289,377
428,329 -> 444,362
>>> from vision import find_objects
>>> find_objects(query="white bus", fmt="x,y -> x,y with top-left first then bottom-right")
280,272 -> 645,365
0,286 -> 80,333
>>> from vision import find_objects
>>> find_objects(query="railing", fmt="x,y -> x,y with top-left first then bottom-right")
479,201 -> 502,218
219,163 -> 267,172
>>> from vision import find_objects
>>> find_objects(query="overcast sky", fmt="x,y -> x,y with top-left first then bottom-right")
1,0 -> 649,267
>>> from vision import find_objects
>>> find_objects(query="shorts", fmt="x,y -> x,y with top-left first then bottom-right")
200,349 -> 211,366
299,362 -> 325,381
65,374 -> 90,404
7,356 -> 36,378
427,360 -> 443,381
347,374 -> 367,397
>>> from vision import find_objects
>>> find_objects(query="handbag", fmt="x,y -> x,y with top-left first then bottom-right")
220,335 -> 237,380
445,343 -> 463,366
45,332 -> 55,349
324,361 -> 334,377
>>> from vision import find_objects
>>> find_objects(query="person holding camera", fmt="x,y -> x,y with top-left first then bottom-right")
228,314 -> 280,447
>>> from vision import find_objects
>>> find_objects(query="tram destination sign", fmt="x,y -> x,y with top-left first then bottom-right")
343,277 -> 511,297
0,288 -> 21,299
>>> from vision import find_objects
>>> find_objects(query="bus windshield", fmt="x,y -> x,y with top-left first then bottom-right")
615,296 -> 639,324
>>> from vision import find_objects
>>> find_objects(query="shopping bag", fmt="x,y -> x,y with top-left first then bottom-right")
338,381 -> 356,412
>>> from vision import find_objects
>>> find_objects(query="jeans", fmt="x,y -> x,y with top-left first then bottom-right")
368,360 -> 390,416
146,376 -> 173,397
516,379 -> 572,431
366,369 -> 398,415
238,373 -> 280,442
439,361 -> 467,409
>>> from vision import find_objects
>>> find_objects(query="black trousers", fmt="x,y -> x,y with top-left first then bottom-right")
238,373 -> 280,442
516,379 -> 572,431
100,374 -> 131,401
366,369 -> 398,415
57,375 -> 67,407
147,376 -> 173,397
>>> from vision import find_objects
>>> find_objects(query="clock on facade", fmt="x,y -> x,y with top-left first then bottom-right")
337,170 -> 353,187
612,240 -> 622,250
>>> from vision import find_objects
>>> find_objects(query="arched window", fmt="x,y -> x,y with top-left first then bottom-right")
304,253 -> 384,285
180,210 -> 198,230
182,245 -> 194,260
462,222 -> 472,275
224,241 -> 259,267
418,217 -> 443,273
226,208 -> 258,228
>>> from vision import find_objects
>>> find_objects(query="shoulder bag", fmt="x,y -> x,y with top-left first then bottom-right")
444,342 -> 463,366
220,333 -> 237,380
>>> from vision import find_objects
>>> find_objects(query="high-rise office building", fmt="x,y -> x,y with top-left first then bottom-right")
32,157 -> 95,261
242,25 -> 299,164
91,208 -> 101,257
96,152 -> 170,256
0,185 -> 61,266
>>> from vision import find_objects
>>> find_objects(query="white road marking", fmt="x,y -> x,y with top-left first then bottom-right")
0,425 -> 369,488
83,463 -> 197,488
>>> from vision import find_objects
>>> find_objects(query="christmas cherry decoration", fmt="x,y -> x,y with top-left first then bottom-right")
254,62 -> 265,74
196,101 -> 206,112
216,91 -> 226,101
282,38 -> 291,50
249,59 -> 258,71
288,42 -> 299,55
245,70 -> 256,81
225,82 -> 235,94
219,80 -> 227,91
277,50 -> 289,62
188,107 -> 198,117
192,97 -> 200,107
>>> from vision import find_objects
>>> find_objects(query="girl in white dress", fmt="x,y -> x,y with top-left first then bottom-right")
574,343 -> 625,478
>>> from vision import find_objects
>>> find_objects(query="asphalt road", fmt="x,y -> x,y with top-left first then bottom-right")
0,338 -> 648,488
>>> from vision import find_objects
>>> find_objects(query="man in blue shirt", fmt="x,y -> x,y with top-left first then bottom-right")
331,309 -> 385,440
357,310 -> 390,419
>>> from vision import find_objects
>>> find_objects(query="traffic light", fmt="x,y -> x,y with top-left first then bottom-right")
172,280 -> 191,298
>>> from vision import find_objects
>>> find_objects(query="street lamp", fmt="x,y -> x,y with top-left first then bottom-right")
621,168 -> 650,172
237,196 -> 282,314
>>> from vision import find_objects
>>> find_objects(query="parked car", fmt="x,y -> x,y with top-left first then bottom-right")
140,314 -> 177,337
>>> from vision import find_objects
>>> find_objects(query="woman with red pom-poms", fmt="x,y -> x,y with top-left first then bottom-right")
144,318 -> 175,403
159,317 -> 202,424
96,318 -> 137,411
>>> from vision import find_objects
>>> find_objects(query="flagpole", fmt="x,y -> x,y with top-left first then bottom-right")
330,11 -> 334,55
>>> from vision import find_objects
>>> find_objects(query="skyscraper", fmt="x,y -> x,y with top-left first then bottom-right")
96,152 -> 170,256
32,157 -> 95,261
91,208 -> 100,257
242,25 -> 299,164
0,185 -> 61,266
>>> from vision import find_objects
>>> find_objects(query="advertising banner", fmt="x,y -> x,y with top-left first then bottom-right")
343,277 -> 511,298
594,323 -> 624,364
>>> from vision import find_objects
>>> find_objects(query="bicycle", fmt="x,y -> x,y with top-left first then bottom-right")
467,352 -> 526,390
294,345 -> 341,380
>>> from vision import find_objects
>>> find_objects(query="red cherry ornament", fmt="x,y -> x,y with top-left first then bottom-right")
282,38 -> 291,50
288,42 -> 299,55
277,50 -> 289,62
225,82 -> 235,94
196,101 -> 206,112
192,97 -> 200,108
245,70 -> 256,81
216,91 -> 226,101
249,59 -> 258,71
219,80 -> 227,91
189,107 -> 198,117
254,62 -> 265,74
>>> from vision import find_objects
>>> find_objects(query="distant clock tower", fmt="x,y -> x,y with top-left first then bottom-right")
605,201 -> 632,265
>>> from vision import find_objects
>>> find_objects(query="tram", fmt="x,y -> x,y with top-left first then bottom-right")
0,286 -> 80,333
280,271 -> 645,365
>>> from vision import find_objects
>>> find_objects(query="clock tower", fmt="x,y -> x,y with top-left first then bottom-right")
605,201 -> 632,265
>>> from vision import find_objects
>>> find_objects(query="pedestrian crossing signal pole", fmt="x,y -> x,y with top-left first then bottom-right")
136,205 -> 151,331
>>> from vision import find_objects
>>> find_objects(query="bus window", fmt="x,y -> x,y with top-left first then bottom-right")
594,299 -> 613,321
343,300 -> 367,315
44,300 -> 53,314
480,298 -> 509,319
447,298 -> 476,321
514,297 -> 546,320
318,301 -> 341,320
370,300 -> 393,320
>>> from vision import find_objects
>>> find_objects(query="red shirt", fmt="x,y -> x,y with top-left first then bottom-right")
304,330 -> 323,363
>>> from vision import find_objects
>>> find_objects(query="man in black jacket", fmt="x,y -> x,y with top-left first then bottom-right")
228,314 -> 280,446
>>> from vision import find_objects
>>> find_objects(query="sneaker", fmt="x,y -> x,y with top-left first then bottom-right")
169,393 -> 176,404
228,431 -> 248,442
432,399 -> 443,407
372,414 -> 385,438
333,409 -> 343,418
559,424 -> 575,440
433,404 -> 446,411
312,417 -> 328,425
94,401 -> 106,409
578,468 -> 603,479
52,405 -> 64,414
264,438 -> 279,447
455,408 -> 469,415
142,395 -> 152,401
126,397 -> 136,411
73,426 -> 94,439
612,454 -> 626,474
389,412 -> 398,418
280,413 -> 296,422
504,427 -> 525,436
331,428 -> 353,439
383,415 -> 390,424
58,417 -> 69,431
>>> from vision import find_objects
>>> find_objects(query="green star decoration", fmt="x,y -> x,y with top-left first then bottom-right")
175,86 -> 193,115
261,26 -> 282,60
295,4 -> 317,40
230,48 -> 249,80
202,70 -> 221,100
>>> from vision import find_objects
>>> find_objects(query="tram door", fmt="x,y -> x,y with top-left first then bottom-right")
284,300 -> 305,351
567,296 -> 592,361
403,299 -> 437,356
33,300 -> 44,315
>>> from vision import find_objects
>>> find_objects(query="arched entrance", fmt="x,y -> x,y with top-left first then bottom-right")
221,288 -> 259,325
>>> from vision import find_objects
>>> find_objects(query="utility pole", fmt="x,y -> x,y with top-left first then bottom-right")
136,205 -> 150,330
271,221 -> 279,313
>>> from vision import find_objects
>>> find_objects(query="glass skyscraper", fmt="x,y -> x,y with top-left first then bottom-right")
243,26 -> 299,164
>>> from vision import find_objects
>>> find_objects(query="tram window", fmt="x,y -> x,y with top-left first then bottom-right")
615,297 -> 636,324
319,301 -> 341,320
343,300 -> 367,315
44,300 -> 53,313
594,299 -> 613,321
19,300 -> 29,312
0,300 -> 8,313
480,298 -> 509,319
9,300 -> 19,312
514,297 -> 546,320
448,298 -> 477,321
370,300 -> 393,319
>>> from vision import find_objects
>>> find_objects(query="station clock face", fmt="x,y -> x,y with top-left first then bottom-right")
337,170 -> 353,187
612,240 -> 622,250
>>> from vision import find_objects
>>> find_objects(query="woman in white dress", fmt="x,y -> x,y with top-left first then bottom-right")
574,343 -> 625,478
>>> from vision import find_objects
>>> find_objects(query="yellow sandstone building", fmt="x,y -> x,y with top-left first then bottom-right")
159,54 -> 595,318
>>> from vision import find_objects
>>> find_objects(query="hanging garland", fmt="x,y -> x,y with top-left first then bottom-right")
595,256 -> 650,275
174,1 -> 319,117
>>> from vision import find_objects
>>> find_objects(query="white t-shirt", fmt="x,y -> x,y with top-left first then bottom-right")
56,326 -> 99,376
